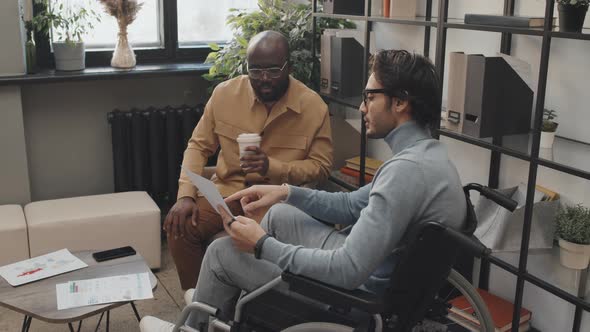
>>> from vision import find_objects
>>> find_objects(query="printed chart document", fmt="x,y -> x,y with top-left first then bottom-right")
0,249 -> 88,286
181,166 -> 235,218
56,272 -> 153,310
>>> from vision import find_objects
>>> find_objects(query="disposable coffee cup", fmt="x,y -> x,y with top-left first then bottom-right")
237,133 -> 261,157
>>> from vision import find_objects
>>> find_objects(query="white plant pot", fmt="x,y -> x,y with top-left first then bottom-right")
52,41 -> 85,71
540,131 -> 556,149
558,238 -> 590,269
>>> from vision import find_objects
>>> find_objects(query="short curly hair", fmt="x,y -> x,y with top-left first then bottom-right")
371,50 -> 441,129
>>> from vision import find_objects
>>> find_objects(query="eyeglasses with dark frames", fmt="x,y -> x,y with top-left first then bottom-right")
362,88 -> 389,106
362,88 -> 410,106
247,61 -> 288,79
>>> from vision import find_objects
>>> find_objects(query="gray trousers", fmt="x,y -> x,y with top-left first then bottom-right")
187,203 -> 347,328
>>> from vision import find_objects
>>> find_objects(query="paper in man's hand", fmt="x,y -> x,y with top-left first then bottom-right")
181,166 -> 235,218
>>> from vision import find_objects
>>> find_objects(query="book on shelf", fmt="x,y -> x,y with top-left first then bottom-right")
389,0 -> 416,18
345,156 -> 384,175
447,312 -> 531,332
330,170 -> 362,187
371,0 -> 383,17
464,14 -> 556,28
449,288 -> 532,332
339,167 -> 374,182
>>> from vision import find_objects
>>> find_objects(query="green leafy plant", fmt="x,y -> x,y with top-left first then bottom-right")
557,0 -> 590,6
541,108 -> 559,132
31,0 -> 101,44
203,0 -> 355,92
555,204 -> 590,245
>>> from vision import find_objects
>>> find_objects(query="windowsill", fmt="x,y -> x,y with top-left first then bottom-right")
0,62 -> 212,86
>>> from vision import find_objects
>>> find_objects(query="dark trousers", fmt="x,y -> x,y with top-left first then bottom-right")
167,196 -> 244,290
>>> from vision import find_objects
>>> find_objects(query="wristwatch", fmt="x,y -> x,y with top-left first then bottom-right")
254,234 -> 272,259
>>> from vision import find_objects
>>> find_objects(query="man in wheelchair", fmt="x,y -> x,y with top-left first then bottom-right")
141,50 -> 468,332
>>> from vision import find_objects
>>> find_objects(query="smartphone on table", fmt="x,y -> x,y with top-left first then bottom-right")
92,246 -> 136,262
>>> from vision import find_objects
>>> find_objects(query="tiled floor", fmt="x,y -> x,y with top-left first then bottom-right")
0,241 -> 184,332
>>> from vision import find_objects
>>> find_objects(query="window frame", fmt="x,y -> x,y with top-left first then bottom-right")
35,0 -> 214,68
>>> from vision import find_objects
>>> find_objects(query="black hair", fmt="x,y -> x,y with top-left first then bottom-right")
371,50 -> 441,129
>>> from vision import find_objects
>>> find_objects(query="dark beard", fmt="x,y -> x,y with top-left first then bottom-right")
255,79 -> 289,103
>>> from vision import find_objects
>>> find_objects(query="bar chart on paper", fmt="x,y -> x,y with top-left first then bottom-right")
56,272 -> 153,310
0,249 -> 88,286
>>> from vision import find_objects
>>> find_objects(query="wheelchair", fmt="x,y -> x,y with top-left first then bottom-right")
168,183 -> 517,332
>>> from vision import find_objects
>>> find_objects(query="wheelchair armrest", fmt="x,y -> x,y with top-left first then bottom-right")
281,271 -> 386,314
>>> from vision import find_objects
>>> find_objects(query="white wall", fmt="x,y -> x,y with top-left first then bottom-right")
0,0 -> 30,205
21,77 -> 209,201
0,0 -> 25,76
0,87 -> 31,204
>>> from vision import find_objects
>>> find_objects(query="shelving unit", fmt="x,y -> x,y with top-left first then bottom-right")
311,0 -> 590,331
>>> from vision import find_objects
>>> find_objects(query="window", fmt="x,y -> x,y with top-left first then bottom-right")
37,0 -> 258,67
50,0 -> 163,50
177,0 -> 258,47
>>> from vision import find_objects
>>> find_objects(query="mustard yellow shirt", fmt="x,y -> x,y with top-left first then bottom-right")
178,75 -> 333,199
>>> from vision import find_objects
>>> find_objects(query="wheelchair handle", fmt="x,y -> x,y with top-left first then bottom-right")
444,226 -> 491,258
464,183 -> 518,212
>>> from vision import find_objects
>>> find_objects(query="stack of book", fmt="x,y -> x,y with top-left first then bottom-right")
464,14 -> 555,28
448,289 -> 532,332
334,156 -> 384,186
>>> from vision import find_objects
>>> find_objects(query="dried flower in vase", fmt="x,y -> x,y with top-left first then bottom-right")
98,0 -> 143,68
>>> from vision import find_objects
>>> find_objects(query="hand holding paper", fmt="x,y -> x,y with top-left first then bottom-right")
181,166 -> 235,218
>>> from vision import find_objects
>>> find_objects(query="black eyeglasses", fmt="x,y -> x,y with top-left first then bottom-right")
247,61 -> 288,79
362,88 -> 410,105
362,88 -> 389,106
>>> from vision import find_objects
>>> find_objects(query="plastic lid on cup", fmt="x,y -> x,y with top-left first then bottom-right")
238,133 -> 260,138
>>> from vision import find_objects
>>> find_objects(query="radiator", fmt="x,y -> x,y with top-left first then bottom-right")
107,104 -> 217,210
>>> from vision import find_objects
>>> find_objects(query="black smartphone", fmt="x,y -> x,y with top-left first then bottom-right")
92,246 -> 136,262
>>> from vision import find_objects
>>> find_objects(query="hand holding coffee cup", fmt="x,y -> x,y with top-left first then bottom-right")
237,133 -> 269,175
237,133 -> 261,157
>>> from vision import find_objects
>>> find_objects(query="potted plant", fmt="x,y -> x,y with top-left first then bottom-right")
557,0 -> 589,33
540,108 -> 559,149
202,0 -> 355,93
555,204 -> 590,269
31,0 -> 100,71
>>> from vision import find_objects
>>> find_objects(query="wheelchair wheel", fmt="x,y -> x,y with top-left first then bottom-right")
281,322 -> 354,331
434,269 -> 495,332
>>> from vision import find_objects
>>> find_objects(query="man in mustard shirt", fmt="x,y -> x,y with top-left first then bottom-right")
163,30 -> 333,289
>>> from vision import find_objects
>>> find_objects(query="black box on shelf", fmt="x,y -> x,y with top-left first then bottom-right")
446,52 -> 533,138
323,0 -> 364,16
330,36 -> 364,98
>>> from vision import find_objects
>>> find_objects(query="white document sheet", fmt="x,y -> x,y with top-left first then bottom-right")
56,272 -> 153,310
181,166 -> 235,218
0,249 -> 88,286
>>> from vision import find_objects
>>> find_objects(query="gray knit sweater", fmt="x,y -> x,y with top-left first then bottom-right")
260,120 -> 466,293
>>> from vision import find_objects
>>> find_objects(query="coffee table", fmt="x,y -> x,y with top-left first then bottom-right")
0,250 -> 157,332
